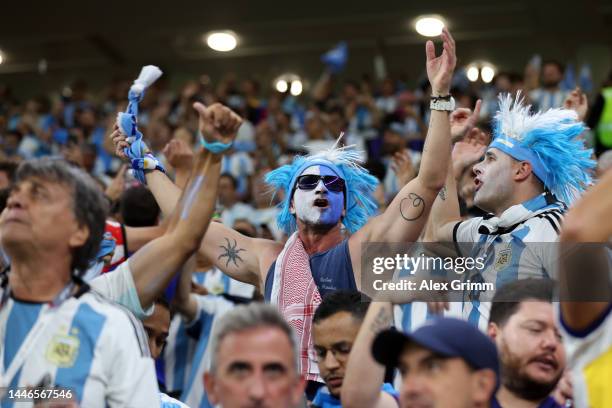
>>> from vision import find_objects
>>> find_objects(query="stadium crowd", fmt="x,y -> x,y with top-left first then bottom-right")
0,26 -> 612,408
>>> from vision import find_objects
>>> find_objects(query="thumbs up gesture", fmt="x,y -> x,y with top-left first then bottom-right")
192,102 -> 243,146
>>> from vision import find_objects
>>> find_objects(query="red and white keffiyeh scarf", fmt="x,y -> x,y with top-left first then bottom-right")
270,232 -> 322,382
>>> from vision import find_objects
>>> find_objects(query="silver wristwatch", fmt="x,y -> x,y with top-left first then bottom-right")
430,96 -> 456,112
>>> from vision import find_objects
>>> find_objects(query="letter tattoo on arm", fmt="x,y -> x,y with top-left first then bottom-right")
399,192 -> 425,221
218,237 -> 246,268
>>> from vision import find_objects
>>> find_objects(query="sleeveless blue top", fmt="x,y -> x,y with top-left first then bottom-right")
264,239 -> 357,301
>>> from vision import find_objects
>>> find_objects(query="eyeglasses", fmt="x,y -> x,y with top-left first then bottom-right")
296,175 -> 345,193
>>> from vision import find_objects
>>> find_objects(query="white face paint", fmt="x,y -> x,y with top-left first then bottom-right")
292,165 -> 344,228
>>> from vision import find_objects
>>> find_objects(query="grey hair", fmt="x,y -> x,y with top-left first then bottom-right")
15,157 -> 108,275
209,303 -> 298,374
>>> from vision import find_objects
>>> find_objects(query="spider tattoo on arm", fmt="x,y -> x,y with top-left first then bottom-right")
218,237 -> 246,268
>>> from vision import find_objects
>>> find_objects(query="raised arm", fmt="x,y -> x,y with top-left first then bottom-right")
144,164 -> 274,288
559,169 -> 612,331
354,28 -> 456,247
111,107 -> 274,290
341,302 -> 398,408
171,255 -> 199,322
429,102 -> 485,242
126,103 -> 241,308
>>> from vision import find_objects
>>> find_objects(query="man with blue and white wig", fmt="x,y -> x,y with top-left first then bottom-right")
111,28 -> 458,396
430,92 -> 596,330
192,28 -> 455,393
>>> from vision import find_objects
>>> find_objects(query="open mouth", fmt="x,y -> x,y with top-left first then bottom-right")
474,178 -> 482,191
531,355 -> 558,371
313,198 -> 329,208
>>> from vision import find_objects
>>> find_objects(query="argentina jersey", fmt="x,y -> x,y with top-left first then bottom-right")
392,242 -> 457,334
454,193 -> 563,330
0,290 -> 159,408
163,314 -> 199,396
180,295 -> 236,408
163,270 -> 208,395
163,268 -> 254,396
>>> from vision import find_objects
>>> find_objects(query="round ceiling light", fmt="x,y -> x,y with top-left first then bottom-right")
290,80 -> 303,96
0,51 -> 4,65
206,31 -> 237,52
275,79 -> 288,93
414,16 -> 445,37
481,65 -> 496,83
466,66 -> 479,82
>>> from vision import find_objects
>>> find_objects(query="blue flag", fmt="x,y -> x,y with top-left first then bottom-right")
321,41 -> 348,74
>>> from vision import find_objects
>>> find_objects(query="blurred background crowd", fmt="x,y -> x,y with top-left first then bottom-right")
1,55 -> 611,237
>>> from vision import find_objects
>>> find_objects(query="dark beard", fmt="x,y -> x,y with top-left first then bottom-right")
500,340 -> 562,401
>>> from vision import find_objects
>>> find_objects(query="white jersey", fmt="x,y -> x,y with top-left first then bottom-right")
557,304 -> 612,408
163,314 -> 199,395
164,269 -> 253,395
453,195 -> 563,330
0,289 -> 159,408
529,88 -> 570,112
89,260 -> 154,320
180,295 -> 236,408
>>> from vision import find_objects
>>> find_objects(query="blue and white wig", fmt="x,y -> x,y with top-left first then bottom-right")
265,140 -> 379,234
489,93 -> 595,204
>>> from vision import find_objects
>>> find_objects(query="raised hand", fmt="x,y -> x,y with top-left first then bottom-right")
450,99 -> 482,142
452,137 -> 487,178
163,139 -> 194,172
391,150 -> 417,187
110,123 -> 130,160
192,102 -> 243,146
425,27 -> 457,96
551,370 -> 573,406
105,164 -> 127,202
563,87 -> 588,122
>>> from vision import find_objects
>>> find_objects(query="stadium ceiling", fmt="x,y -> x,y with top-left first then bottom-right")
0,0 -> 610,79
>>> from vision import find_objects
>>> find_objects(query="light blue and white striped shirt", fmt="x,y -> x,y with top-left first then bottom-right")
454,194 -> 563,330
180,295 -> 236,408
0,289 -> 159,408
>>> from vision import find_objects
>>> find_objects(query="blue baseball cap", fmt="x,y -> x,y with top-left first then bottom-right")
372,317 -> 500,389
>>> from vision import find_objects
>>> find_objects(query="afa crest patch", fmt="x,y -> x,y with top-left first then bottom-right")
45,331 -> 80,368
494,246 -> 512,272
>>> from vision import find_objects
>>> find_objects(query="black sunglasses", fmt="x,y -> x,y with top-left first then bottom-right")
296,175 -> 345,192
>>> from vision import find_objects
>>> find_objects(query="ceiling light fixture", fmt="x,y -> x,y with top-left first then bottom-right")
414,15 -> 445,37
205,31 -> 237,52
467,66 -> 479,82
273,73 -> 304,96
275,79 -> 288,93
481,65 -> 496,83
290,80 -> 303,96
